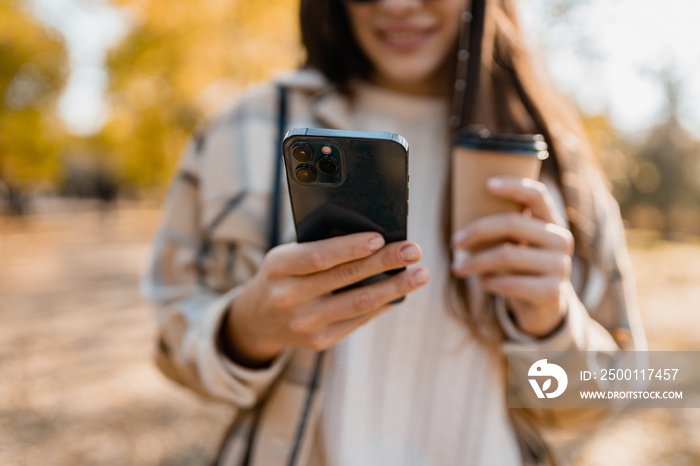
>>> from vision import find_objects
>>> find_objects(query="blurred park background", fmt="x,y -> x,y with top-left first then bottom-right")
1,0 -> 699,464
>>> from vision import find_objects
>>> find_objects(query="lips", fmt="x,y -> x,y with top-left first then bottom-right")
375,25 -> 436,52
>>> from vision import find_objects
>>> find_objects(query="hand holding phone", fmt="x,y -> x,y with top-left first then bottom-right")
220,129 -> 429,365
222,233 -> 429,365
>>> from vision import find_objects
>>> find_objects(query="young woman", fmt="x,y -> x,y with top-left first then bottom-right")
142,0 -> 646,464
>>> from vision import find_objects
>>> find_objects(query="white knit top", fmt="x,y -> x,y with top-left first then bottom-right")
308,82 -> 522,466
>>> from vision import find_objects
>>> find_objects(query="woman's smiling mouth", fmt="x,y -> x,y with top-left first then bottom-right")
376,25 -> 436,52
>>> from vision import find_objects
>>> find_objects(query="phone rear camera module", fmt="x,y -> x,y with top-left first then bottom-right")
292,144 -> 314,163
317,157 -> 339,175
295,165 -> 317,184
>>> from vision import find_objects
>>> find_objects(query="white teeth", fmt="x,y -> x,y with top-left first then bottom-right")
385,31 -> 425,42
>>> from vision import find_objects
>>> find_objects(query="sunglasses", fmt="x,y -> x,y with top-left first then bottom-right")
342,0 -> 441,3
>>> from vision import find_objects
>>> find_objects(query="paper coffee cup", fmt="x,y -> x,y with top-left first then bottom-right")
452,126 -> 549,252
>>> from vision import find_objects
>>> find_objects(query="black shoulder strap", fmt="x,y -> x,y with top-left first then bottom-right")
268,85 -> 288,250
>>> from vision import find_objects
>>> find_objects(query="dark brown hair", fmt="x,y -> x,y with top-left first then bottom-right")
300,0 -> 602,343
300,0 -> 372,91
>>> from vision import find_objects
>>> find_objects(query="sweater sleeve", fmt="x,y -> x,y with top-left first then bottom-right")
140,103 -> 292,407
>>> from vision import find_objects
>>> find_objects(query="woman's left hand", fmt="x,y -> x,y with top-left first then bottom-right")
451,176 -> 575,338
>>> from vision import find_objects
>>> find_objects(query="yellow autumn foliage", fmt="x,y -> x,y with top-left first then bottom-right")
102,0 -> 303,187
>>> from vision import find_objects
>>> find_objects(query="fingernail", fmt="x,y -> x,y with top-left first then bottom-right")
412,268 -> 429,285
452,230 -> 467,245
368,236 -> 385,251
488,177 -> 504,189
452,249 -> 470,270
400,244 -> 420,262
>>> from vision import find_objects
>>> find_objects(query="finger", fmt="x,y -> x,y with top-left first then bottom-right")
265,232 -> 385,277
303,304 -> 392,351
452,213 -> 574,254
306,241 -> 422,297
479,274 -> 562,303
486,177 -> 566,226
452,243 -> 571,278
298,267 -> 430,330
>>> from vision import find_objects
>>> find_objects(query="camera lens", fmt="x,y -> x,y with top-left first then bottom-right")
317,157 -> 339,175
292,144 -> 314,162
295,165 -> 316,184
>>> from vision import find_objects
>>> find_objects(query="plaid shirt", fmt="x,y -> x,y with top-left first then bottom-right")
141,69 -> 646,465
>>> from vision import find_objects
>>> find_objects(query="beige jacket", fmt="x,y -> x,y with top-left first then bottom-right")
141,69 -> 646,465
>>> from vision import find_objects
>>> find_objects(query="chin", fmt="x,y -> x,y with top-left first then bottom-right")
375,58 -> 445,90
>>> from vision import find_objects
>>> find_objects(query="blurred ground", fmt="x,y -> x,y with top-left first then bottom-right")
0,201 -> 233,466
1,202 -> 699,465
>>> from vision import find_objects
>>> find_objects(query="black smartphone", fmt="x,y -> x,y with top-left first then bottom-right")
282,128 -> 409,298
